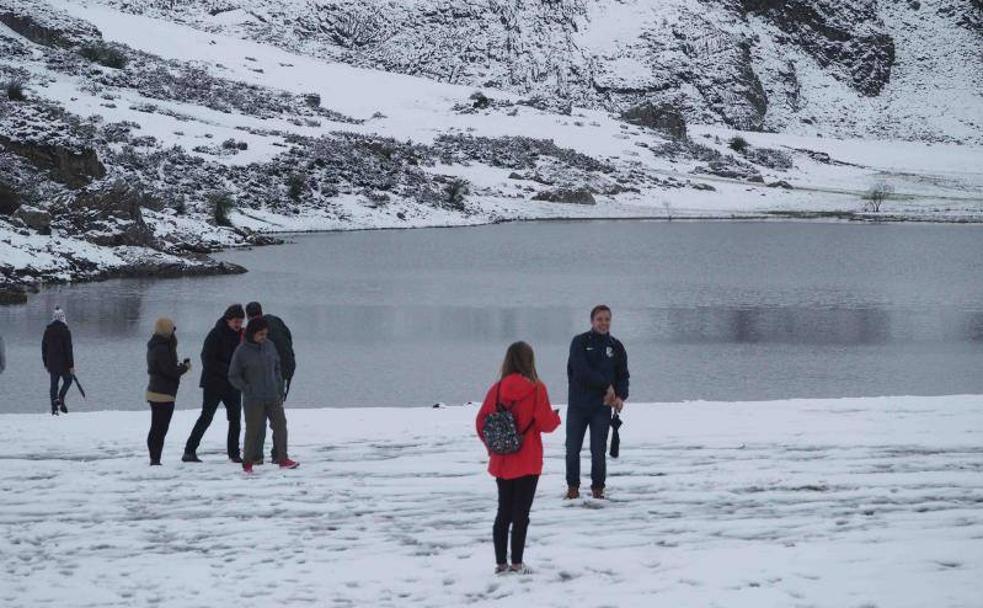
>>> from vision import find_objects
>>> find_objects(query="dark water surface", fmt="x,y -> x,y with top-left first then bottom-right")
1,221 -> 981,413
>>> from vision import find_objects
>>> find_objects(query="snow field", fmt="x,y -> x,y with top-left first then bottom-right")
1,395 -> 981,607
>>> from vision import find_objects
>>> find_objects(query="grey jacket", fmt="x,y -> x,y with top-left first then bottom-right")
228,339 -> 283,407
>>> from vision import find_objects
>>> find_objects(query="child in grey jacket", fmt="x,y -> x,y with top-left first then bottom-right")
228,317 -> 299,473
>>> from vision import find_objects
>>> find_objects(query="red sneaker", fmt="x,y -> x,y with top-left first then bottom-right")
278,458 -> 299,470
242,462 -> 254,474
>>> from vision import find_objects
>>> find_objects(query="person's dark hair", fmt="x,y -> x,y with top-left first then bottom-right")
245,317 -> 269,342
224,304 -> 245,320
590,304 -> 612,320
500,341 -> 539,384
245,301 -> 263,319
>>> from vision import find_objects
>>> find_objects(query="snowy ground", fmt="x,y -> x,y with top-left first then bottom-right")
1,395 -> 981,607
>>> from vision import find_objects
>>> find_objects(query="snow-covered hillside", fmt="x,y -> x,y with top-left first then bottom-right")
1,0 -> 981,301
1,396 -> 981,607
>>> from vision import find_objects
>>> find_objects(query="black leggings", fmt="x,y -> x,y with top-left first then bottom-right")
494,475 -> 539,565
147,402 -> 175,464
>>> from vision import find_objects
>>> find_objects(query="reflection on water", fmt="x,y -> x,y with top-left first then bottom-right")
1,221 -> 981,412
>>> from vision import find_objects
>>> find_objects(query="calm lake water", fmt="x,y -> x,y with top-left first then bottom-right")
1,221 -> 982,413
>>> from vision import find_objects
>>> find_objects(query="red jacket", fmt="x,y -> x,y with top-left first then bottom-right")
476,374 -> 561,480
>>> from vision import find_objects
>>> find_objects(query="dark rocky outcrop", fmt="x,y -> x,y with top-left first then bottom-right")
0,3 -> 102,48
13,204 -> 50,233
531,187 -> 596,205
55,182 -> 155,247
0,135 -> 106,188
739,0 -> 896,97
621,102 -> 688,140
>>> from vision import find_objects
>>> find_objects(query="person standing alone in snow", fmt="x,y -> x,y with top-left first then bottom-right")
565,305 -> 630,500
183,304 -> 246,463
476,341 -> 561,574
41,307 -> 74,415
245,301 -> 295,464
145,318 -> 191,465
228,317 -> 298,473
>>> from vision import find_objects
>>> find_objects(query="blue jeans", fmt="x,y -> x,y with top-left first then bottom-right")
565,404 -> 612,489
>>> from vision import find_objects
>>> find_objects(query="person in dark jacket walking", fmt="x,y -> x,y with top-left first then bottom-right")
476,341 -> 561,574
183,304 -> 246,463
565,305 -> 630,500
41,307 -> 74,415
146,318 -> 191,465
228,317 -> 298,473
245,301 -> 295,463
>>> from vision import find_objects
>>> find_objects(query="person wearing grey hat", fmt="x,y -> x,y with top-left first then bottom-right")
41,306 -> 74,415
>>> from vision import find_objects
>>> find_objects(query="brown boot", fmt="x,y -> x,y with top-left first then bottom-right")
591,486 -> 605,499
565,486 -> 580,499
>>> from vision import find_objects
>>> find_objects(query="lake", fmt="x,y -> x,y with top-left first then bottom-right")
1,221 -> 981,413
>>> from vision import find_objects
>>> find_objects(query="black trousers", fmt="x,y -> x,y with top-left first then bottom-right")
147,402 -> 175,464
49,372 -> 71,407
184,388 -> 242,458
494,475 -> 540,565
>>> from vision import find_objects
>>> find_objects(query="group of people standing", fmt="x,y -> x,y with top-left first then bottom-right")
140,301 -> 298,472
476,304 -> 630,574
35,300 -> 628,574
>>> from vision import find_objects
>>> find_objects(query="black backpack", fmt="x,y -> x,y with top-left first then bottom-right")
482,382 -> 534,455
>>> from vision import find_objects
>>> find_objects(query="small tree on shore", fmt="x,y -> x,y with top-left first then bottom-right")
862,181 -> 895,213
208,192 -> 234,226
728,136 -> 749,153
445,179 -> 469,211
4,80 -> 26,101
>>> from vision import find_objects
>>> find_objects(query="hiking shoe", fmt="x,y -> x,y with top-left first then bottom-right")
509,564 -> 532,575
591,486 -> 606,500
59,402 -> 68,414
51,400 -> 60,416
565,486 -> 580,500
229,455 -> 243,464
494,564 -> 509,575
242,462 -> 254,474
278,458 -> 299,470
181,452 -> 202,463
150,460 -> 161,466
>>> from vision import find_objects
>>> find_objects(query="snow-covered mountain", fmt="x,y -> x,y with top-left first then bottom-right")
1,0 -> 981,301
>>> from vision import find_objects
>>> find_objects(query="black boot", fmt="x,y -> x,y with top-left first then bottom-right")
182,452 -> 202,463
51,400 -> 60,416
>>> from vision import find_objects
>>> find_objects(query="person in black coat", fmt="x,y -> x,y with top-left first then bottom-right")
183,304 -> 246,463
145,318 -> 191,465
565,305 -> 630,499
41,307 -> 74,415
245,301 -> 295,463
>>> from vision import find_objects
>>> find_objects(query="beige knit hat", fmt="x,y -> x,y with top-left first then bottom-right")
154,318 -> 175,337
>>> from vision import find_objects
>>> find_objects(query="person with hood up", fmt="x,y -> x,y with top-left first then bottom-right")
183,304 -> 246,463
41,306 -> 74,415
145,318 -> 191,465
228,317 -> 298,473
476,341 -> 561,575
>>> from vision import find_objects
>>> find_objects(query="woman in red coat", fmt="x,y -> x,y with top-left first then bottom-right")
476,341 -> 561,574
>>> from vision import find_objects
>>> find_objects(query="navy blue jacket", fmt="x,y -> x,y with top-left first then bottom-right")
567,330 -> 629,409
199,317 -> 243,392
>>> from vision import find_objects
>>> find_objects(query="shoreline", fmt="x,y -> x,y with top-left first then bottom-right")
4,211 -> 982,306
